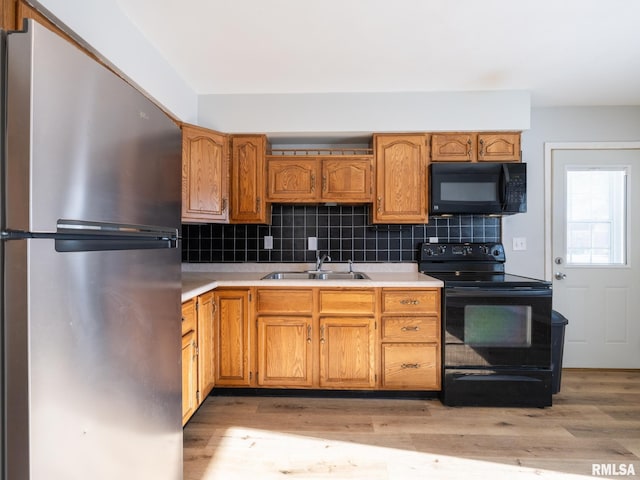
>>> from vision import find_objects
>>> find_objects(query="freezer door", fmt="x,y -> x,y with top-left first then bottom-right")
4,238 -> 182,480
5,21 -> 181,233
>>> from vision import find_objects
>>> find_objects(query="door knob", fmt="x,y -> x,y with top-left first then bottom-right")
555,272 -> 567,280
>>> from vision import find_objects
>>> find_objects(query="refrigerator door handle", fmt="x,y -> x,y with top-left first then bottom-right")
57,219 -> 179,240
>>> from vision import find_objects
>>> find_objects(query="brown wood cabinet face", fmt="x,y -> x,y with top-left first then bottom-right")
381,343 -> 440,389
381,289 -> 440,314
318,289 -> 376,315
477,133 -> 521,162
182,125 -> 229,223
431,132 -> 521,162
319,316 -> 376,388
197,291 -> 216,400
431,133 -> 476,161
257,289 -> 314,314
381,316 -> 439,342
321,157 -> 373,202
214,289 -> 251,386
266,158 -> 318,202
373,134 -> 428,223
230,135 -> 269,223
257,316 -> 313,387
181,300 -> 198,425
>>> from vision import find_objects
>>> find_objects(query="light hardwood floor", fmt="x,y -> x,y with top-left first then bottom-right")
183,369 -> 640,479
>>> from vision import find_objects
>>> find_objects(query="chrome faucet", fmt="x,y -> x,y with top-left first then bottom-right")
316,252 -> 331,271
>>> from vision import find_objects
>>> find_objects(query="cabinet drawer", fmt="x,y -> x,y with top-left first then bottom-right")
381,289 -> 439,314
257,289 -> 313,314
382,316 -> 439,342
319,289 -> 375,314
181,299 -> 196,335
381,343 -> 440,390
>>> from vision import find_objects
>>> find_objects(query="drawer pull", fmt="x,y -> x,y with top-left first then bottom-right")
400,299 -> 420,305
401,363 -> 420,369
401,326 -> 420,332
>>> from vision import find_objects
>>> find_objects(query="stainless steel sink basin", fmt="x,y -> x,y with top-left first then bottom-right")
261,271 -> 370,280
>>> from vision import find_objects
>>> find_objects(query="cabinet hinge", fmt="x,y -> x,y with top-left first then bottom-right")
195,300 -> 199,312
196,391 -> 200,403
249,292 -> 252,302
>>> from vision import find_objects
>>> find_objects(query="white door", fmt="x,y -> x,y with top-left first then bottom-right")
549,146 -> 640,368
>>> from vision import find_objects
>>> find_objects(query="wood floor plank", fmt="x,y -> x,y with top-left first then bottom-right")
183,369 -> 640,479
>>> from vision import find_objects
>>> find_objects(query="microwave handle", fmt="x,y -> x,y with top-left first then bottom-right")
500,164 -> 510,208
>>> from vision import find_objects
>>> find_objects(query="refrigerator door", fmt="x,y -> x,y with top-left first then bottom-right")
4,238 -> 182,480
5,21 -> 181,234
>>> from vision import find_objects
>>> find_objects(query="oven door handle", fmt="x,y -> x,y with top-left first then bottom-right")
446,287 -> 551,298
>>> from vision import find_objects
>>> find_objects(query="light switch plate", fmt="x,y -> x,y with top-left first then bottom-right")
513,237 -> 527,251
264,235 -> 273,250
308,236 -> 317,250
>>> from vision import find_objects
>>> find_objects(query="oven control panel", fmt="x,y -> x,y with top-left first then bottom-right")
420,242 -> 505,262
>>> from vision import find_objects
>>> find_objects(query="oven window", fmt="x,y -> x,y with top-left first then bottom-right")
441,182 -> 497,202
464,305 -> 532,347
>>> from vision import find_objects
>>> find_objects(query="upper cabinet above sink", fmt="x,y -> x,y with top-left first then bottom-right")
265,154 -> 373,204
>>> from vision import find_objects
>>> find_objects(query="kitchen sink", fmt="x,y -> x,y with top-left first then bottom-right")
261,271 -> 370,280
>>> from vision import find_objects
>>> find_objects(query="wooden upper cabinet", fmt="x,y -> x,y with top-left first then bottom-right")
321,157 -> 373,202
230,135 -> 269,223
431,133 -> 476,161
266,157 -> 318,202
431,132 -> 521,162
372,134 -> 428,224
182,124 -> 229,223
266,156 -> 373,203
477,132 -> 521,162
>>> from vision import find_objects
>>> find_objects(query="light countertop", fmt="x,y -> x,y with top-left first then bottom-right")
182,263 -> 443,302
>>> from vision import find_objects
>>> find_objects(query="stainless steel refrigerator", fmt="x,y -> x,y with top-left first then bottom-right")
1,21 -> 183,479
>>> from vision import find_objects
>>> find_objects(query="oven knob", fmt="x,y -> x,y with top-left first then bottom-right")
438,245 -> 447,254
493,249 -> 501,257
425,249 -> 434,256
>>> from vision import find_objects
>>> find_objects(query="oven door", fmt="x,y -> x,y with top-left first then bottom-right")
444,287 -> 552,368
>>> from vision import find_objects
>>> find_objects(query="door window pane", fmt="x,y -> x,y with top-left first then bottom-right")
566,168 -> 627,265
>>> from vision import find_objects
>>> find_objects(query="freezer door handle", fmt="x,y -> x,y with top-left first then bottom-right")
57,219 -> 178,240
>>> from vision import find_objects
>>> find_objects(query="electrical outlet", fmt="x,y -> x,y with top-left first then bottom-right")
264,235 -> 273,250
513,237 -> 527,251
308,236 -> 317,250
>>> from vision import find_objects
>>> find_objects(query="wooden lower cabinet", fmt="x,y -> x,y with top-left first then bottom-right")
256,288 -> 377,389
214,288 -> 252,386
319,316 -> 376,388
197,291 -> 216,399
379,288 -> 441,390
181,299 -> 198,425
257,315 -> 313,387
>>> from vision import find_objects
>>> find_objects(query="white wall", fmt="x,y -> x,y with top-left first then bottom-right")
503,106 -> 640,279
198,91 -> 530,136
32,0 -> 198,122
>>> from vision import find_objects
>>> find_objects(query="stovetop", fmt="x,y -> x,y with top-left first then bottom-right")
418,242 -> 551,288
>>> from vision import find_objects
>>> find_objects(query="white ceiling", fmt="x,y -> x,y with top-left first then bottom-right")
116,0 -> 640,107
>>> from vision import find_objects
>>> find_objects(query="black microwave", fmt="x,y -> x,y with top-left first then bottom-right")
430,162 -> 526,215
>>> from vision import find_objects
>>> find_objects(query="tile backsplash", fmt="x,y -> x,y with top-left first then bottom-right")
182,205 -> 501,263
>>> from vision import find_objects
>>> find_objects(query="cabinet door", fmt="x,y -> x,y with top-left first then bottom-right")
257,316 -> 313,387
182,301 -> 199,425
214,289 -> 252,386
373,134 -> 428,223
477,132 -> 521,162
266,157 -> 319,202
321,157 -> 373,202
319,317 -> 376,388
431,133 -> 476,161
230,135 -> 270,223
182,124 -> 229,223
197,291 -> 215,400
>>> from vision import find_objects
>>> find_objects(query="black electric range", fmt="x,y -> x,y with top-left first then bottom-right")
419,242 -> 553,407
